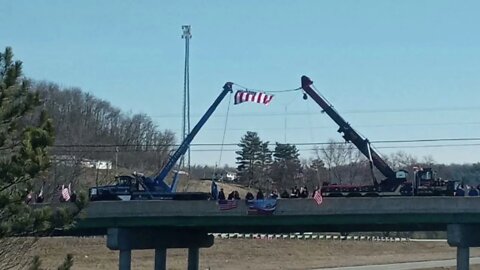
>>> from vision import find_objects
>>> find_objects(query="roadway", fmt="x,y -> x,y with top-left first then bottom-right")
316,257 -> 480,270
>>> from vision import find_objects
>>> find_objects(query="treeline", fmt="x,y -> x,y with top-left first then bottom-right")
233,131 -> 372,191
32,81 -> 175,172
233,131 -> 480,191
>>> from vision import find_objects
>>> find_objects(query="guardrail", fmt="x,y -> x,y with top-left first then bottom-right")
210,233 -> 410,242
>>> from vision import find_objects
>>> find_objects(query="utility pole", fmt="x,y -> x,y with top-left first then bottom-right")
115,146 -> 119,174
182,25 -> 192,175
284,104 -> 288,143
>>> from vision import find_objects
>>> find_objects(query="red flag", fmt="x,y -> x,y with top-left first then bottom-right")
313,190 -> 323,205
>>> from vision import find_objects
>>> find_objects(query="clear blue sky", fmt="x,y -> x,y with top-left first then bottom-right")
2,0 -> 480,166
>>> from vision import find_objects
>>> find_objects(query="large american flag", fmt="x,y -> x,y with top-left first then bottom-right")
234,90 -> 274,105
313,190 -> 323,205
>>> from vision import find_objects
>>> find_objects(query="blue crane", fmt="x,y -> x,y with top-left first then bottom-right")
89,82 -> 233,201
147,82 -> 234,192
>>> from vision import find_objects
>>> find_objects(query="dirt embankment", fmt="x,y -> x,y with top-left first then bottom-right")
5,237 -> 480,270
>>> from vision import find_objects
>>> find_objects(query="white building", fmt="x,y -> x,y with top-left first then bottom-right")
225,172 -> 237,181
80,159 -> 112,170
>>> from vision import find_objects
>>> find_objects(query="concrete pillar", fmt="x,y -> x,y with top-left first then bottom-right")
119,249 -> 131,270
107,228 -> 213,270
154,248 -> 167,270
457,246 -> 470,270
447,224 -> 480,270
188,247 -> 200,270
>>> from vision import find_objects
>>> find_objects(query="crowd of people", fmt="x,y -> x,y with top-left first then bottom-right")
25,188 -> 44,204
25,183 -> 77,204
213,185 -> 320,201
455,184 -> 480,196
279,186 -> 319,199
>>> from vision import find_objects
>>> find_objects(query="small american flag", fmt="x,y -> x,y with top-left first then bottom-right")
61,187 -> 70,201
218,200 -> 238,210
234,90 -> 273,106
313,190 -> 323,205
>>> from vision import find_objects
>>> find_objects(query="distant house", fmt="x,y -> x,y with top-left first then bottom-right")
80,159 -> 112,170
225,172 -> 237,181
200,172 -> 236,182
80,159 -> 95,168
52,155 -> 77,167
172,170 -> 189,175
94,160 -> 112,170
52,156 -> 112,170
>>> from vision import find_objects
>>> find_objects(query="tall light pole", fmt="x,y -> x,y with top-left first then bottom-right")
182,25 -> 192,174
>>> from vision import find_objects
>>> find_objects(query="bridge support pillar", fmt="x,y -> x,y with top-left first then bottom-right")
107,228 -> 214,270
154,248 -> 167,270
457,246 -> 469,270
188,247 -> 200,270
119,249 -> 131,270
447,224 -> 480,270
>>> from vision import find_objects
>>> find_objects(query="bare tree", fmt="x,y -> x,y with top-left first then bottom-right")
316,140 -> 366,184
386,151 -> 418,171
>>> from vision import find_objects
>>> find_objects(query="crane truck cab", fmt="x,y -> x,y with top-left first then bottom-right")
414,167 -> 456,196
89,173 -> 210,201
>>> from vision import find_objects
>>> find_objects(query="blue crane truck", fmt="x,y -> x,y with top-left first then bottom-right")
89,82 -> 233,201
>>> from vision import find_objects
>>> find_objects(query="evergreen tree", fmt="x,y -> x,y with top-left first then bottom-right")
304,158 -> 327,187
0,47 -> 64,237
271,143 -> 301,188
235,131 -> 271,187
258,141 -> 273,189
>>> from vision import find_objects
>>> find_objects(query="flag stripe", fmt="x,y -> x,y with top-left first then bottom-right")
234,90 -> 274,106
314,190 -> 323,205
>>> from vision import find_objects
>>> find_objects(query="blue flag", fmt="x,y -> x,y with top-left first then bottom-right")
246,199 -> 277,215
211,180 -> 218,200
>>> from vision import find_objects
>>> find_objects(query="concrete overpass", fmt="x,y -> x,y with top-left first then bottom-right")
68,197 -> 480,270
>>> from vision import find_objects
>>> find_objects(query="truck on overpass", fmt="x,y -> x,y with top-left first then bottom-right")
300,75 -> 458,197
89,82 -> 234,201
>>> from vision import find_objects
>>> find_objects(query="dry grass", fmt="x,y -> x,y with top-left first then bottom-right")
7,237 -> 480,270
179,178 -> 256,198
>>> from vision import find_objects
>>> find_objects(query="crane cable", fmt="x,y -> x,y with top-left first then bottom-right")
213,91 -> 233,180
232,83 -> 301,93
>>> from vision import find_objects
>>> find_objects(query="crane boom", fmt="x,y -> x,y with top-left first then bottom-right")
301,75 -> 396,180
152,82 -> 233,190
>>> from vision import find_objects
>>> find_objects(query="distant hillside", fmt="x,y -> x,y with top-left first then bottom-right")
32,81 -> 175,172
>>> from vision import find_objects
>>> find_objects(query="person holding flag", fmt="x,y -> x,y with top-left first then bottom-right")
60,184 -> 70,202
211,180 -> 218,200
36,183 -> 44,203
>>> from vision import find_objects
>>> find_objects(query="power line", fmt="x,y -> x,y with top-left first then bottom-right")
51,142 -> 480,153
51,137 -> 480,148
149,106 -> 480,119
196,121 -> 480,131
